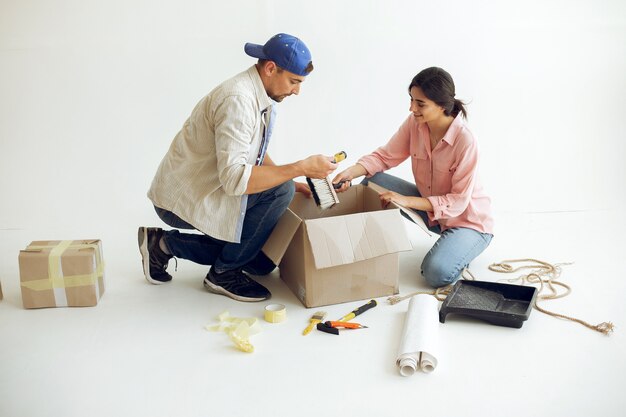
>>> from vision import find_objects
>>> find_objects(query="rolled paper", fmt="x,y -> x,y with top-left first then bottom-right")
396,294 -> 440,376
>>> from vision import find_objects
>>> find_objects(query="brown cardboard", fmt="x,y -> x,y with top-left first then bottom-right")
262,184 -> 424,307
18,240 -> 105,309
366,181 -> 432,236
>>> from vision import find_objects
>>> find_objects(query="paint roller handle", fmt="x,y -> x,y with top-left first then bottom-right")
353,299 -> 377,316
337,299 -> 377,321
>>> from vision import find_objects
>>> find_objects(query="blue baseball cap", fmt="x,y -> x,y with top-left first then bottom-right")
244,33 -> 312,76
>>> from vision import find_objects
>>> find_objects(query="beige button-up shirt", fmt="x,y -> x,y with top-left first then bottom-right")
148,66 -> 272,243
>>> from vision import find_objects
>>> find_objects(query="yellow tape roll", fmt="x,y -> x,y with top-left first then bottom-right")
264,304 -> 286,323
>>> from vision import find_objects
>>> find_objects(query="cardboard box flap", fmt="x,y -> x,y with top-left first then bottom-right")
389,202 -> 431,236
364,181 -> 431,236
261,208 -> 302,265
304,209 -> 412,269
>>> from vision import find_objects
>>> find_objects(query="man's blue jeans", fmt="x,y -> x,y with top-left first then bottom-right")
156,181 -> 295,275
361,173 -> 493,288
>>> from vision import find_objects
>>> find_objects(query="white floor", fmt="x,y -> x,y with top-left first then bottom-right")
1,210 -> 625,417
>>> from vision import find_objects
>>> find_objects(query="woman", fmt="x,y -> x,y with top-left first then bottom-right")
333,67 -> 493,288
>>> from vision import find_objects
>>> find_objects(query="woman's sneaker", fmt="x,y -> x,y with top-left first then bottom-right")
203,267 -> 271,302
138,227 -> 173,284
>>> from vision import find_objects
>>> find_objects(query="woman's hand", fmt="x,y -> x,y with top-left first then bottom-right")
380,192 -> 434,212
332,164 -> 368,193
379,191 -> 412,208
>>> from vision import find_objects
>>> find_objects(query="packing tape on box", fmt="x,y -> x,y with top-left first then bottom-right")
48,240 -> 72,305
20,240 -> 105,306
20,273 -> 99,291
264,304 -> 287,323
23,241 -> 105,287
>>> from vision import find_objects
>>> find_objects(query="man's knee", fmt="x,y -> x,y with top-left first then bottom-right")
421,256 -> 462,288
275,181 -> 295,206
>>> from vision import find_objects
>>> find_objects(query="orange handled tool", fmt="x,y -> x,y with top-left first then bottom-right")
324,321 -> 368,329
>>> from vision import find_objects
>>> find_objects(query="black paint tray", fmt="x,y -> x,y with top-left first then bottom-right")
439,280 -> 537,328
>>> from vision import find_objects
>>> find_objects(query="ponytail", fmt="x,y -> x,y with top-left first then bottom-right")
451,98 -> 468,119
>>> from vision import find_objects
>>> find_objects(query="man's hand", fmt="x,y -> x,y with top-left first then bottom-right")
298,155 -> 338,179
246,154 -> 339,195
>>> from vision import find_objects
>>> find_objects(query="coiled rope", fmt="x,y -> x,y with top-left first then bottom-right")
488,259 -> 614,335
388,260 -> 614,335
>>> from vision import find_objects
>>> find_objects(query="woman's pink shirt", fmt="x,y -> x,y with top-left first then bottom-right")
358,114 -> 494,234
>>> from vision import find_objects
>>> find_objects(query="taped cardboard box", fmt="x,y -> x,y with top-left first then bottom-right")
262,184 -> 428,308
18,240 -> 105,309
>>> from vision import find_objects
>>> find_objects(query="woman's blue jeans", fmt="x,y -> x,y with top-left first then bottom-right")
361,173 -> 493,288
155,181 -> 295,275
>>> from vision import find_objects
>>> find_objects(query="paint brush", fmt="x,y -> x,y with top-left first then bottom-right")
306,151 -> 347,210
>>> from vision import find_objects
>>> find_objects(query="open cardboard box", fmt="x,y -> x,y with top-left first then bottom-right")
262,183 -> 429,307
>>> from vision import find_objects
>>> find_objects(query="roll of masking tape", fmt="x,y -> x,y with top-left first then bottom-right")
264,304 -> 286,323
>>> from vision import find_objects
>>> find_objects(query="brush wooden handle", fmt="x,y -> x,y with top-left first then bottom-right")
302,320 -> 322,335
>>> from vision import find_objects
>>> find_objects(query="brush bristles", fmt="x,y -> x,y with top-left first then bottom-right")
307,177 -> 340,210
312,311 -> 327,321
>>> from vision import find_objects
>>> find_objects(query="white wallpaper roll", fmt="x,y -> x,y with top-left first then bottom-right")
396,294 -> 440,376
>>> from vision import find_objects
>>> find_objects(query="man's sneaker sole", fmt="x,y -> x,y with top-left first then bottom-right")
138,227 -> 170,285
203,278 -> 268,302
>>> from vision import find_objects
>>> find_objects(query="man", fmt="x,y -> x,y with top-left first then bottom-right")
139,33 -> 337,302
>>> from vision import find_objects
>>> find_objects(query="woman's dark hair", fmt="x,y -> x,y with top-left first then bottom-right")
409,67 -> 467,119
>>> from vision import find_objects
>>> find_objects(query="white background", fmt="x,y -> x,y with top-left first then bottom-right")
1,1 -> 625,417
